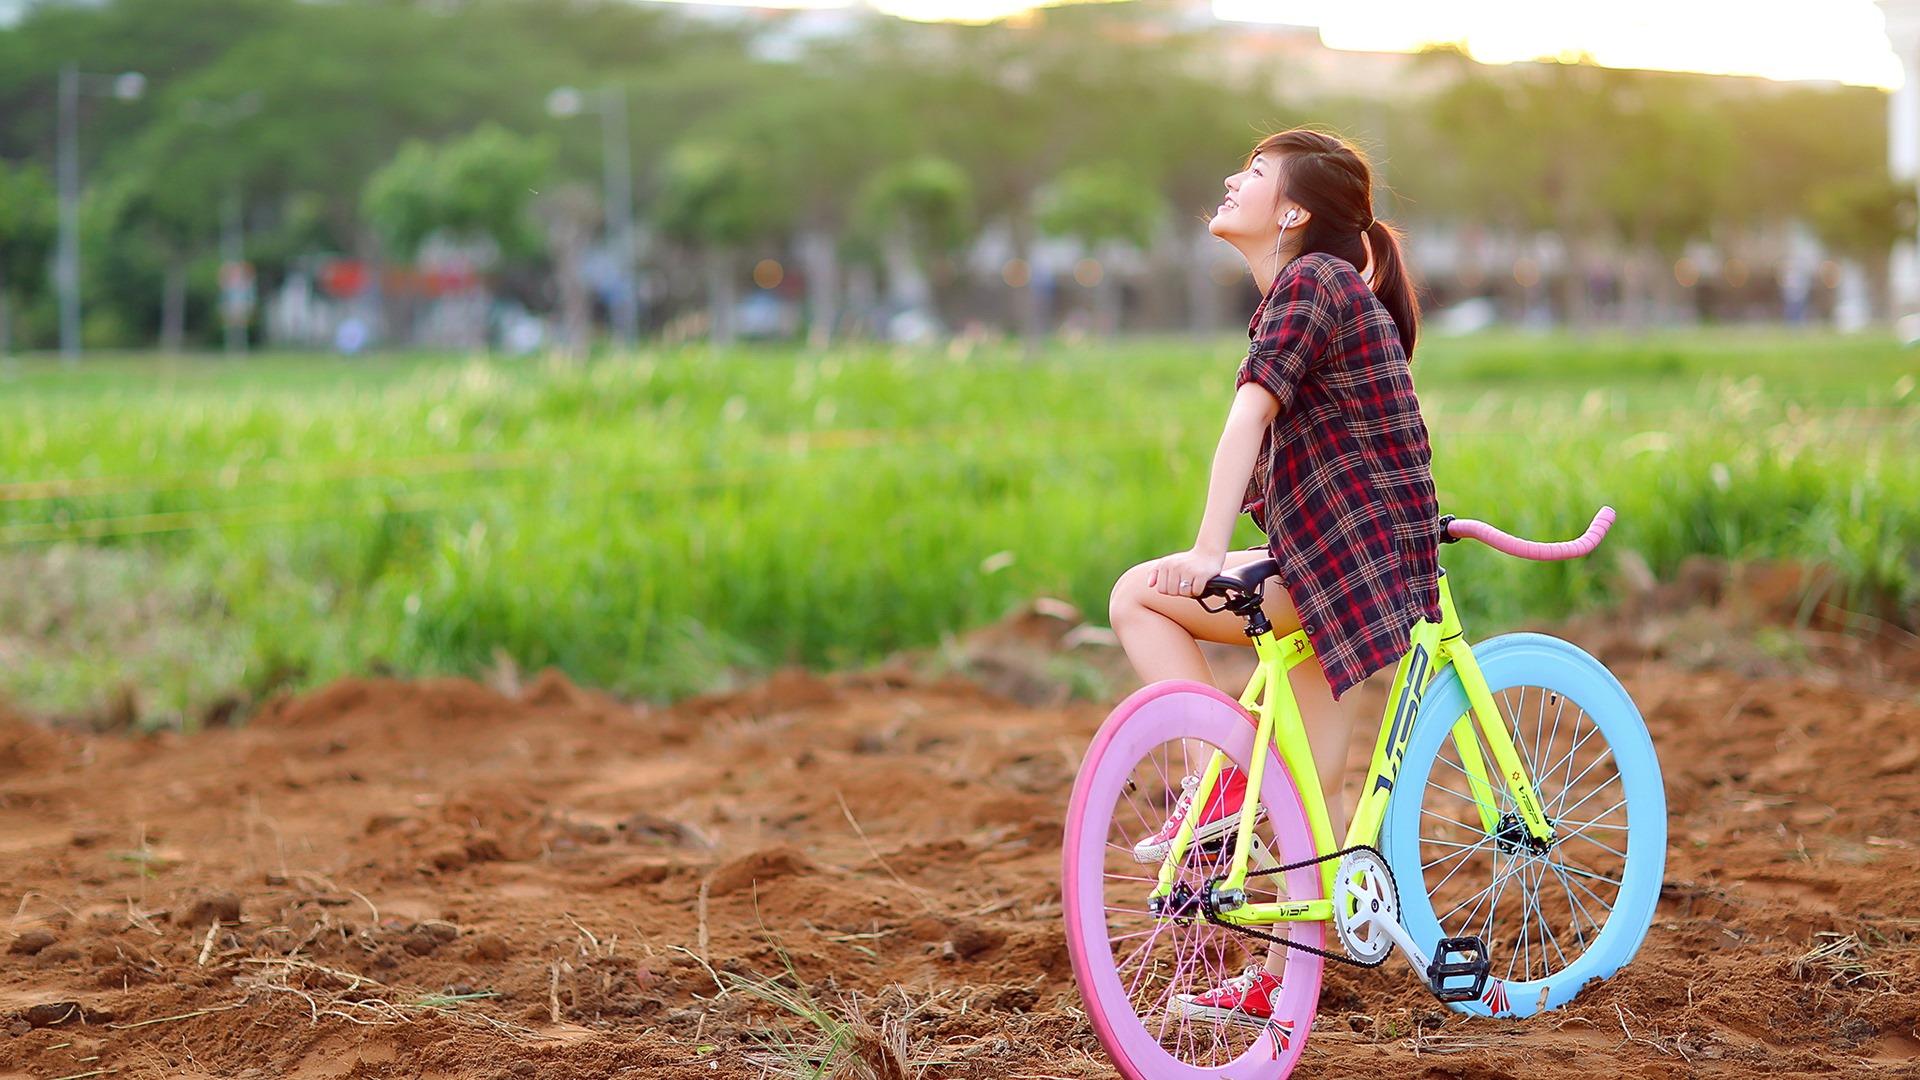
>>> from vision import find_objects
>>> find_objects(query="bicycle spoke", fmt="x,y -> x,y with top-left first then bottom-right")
1553,814 -> 1629,832
1426,836 -> 1500,898
1504,857 -> 1544,982
1554,766 -> 1623,823
1536,722 -> 1605,804
1548,860 -> 1604,947
1548,856 -> 1623,890
1560,830 -> 1628,863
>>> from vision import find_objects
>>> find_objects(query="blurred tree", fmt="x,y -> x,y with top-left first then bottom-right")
0,0 -> 287,166
653,139 -> 788,344
1421,59 -> 1734,324
879,9 -> 1210,351
1810,175 -> 1915,319
761,65 -> 909,348
0,160 -> 56,354
1038,162 -> 1165,335
363,123 -> 555,349
534,183 -> 600,361
856,156 -> 974,333
94,166 -> 217,352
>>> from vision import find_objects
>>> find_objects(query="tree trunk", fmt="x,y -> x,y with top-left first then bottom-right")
1868,248 -> 1894,322
160,251 -> 188,353
1092,242 -> 1122,337
1187,229 -> 1226,334
707,248 -> 737,345
555,246 -> 591,361
467,285 -> 492,355
798,227 -> 838,350
880,229 -> 932,314
1008,202 -> 1043,358
538,184 -> 598,361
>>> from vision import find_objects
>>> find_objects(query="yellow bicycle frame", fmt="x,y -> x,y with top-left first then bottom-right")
1148,572 -> 1555,928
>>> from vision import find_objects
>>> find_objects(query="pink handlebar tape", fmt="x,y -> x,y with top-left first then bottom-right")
1446,506 -> 1616,561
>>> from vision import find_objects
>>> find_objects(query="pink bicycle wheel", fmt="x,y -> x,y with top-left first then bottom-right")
1062,681 -> 1326,1080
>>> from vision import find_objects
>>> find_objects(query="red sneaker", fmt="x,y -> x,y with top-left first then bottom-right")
1130,768 -> 1262,864
1171,966 -> 1283,1028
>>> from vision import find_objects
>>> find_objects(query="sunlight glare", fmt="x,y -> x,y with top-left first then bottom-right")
1212,0 -> 1902,88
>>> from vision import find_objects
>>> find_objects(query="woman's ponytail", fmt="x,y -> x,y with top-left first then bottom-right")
1365,220 -> 1419,357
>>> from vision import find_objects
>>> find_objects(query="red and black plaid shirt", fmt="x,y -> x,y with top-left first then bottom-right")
1238,252 -> 1440,699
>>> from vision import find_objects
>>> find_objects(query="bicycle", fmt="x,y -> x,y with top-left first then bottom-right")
1061,508 -> 1666,1080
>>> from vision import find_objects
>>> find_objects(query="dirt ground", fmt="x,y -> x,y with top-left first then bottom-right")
3,575 -> 1919,1080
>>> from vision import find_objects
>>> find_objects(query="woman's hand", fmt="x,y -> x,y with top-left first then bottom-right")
1149,548 -> 1227,598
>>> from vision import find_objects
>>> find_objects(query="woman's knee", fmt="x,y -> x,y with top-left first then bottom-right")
1108,560 -> 1156,629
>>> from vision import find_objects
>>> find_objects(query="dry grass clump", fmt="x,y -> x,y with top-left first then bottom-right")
1790,932 -> 1893,991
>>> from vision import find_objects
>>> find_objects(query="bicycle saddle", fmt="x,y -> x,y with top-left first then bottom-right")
1203,558 -> 1282,597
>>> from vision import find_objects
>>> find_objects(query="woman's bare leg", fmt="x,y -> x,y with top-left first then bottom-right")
1109,549 -> 1354,821
1111,550 -> 1356,980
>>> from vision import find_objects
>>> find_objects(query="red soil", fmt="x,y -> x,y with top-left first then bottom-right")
2,596 -> 1918,1079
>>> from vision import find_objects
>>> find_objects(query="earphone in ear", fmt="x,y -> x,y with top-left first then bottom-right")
1282,209 -> 1298,227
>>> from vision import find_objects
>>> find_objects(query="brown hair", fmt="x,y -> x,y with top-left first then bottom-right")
1253,128 -> 1418,356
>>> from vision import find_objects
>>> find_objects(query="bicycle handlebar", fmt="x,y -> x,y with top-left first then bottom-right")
1444,506 -> 1615,561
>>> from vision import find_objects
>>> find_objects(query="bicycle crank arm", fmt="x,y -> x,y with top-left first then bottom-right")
1344,903 -> 1501,1007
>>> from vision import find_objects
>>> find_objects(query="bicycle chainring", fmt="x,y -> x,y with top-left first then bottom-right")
1332,846 -> 1399,965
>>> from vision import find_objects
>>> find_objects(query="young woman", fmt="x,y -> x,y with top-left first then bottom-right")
1106,127 -> 1440,1024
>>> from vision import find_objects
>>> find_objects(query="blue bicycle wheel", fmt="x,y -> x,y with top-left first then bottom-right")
1381,633 -> 1665,1017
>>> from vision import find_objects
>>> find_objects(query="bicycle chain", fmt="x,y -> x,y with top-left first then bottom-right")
1196,843 -> 1392,969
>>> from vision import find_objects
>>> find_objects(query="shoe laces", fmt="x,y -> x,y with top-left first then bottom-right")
1156,775 -> 1202,832
1222,965 -> 1266,993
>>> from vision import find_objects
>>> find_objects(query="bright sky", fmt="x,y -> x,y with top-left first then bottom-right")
661,0 -> 1904,88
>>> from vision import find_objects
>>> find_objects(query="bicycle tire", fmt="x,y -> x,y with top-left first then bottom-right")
1062,680 -> 1326,1080
1381,633 -> 1666,1017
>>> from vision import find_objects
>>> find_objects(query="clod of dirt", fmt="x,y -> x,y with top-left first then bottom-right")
180,893 -> 242,927
604,860 -> 673,887
904,914 -> 953,942
521,668 -> 587,708
22,1002 -> 84,1028
706,847 -> 818,897
6,929 -> 56,955
945,920 -> 1003,960
616,812 -> 707,848
469,934 -> 512,961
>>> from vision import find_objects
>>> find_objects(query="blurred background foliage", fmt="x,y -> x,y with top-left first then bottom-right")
0,0 -> 1898,353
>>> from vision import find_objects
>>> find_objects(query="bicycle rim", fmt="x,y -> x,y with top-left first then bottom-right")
1383,634 -> 1666,1016
1062,680 -> 1325,1080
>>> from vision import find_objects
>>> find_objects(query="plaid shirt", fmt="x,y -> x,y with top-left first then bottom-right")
1237,253 -> 1440,699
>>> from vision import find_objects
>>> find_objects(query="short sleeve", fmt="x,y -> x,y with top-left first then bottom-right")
1235,258 -> 1337,414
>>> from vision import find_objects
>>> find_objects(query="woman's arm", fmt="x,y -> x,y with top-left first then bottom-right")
1151,381 -> 1282,596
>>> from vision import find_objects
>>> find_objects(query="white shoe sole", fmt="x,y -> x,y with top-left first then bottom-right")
1131,807 -> 1266,864
1169,996 -> 1273,1030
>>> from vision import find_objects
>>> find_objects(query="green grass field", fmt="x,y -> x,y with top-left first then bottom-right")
1,329 -> 1914,725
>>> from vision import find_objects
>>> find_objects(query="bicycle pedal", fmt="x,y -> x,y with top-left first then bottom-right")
1426,936 -> 1491,1003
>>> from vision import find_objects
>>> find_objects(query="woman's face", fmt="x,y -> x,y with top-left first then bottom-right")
1209,152 -> 1301,246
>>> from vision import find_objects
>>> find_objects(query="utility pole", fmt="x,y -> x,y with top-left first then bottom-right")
54,64 -> 144,362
